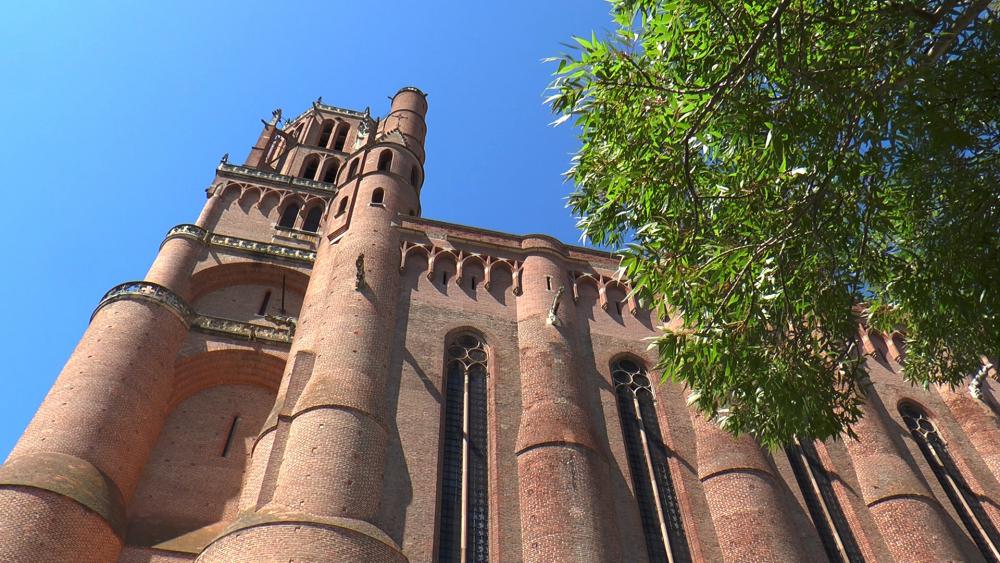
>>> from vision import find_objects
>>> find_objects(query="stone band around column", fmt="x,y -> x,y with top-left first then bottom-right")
91,281 -> 195,325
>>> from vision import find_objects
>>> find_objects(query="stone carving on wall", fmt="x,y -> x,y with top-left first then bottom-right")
164,223 -> 316,264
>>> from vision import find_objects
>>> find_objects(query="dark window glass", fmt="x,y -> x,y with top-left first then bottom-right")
785,440 -> 865,562
302,207 -> 323,233
322,160 -> 339,183
377,150 -> 393,172
333,124 -> 349,151
278,204 -> 299,229
300,156 -> 319,180
900,404 -> 1000,561
439,334 -> 489,563
612,359 -> 690,563
318,122 -> 334,147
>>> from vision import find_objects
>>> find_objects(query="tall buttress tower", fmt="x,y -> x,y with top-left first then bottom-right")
3,87 -> 1000,563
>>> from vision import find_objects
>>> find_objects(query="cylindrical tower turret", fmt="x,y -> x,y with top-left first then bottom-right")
514,238 -> 622,562
198,88 -> 427,563
0,223 -> 206,562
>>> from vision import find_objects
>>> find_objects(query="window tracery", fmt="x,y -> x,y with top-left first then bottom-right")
612,359 -> 690,562
439,333 -> 489,563
900,403 -> 1000,561
785,439 -> 864,562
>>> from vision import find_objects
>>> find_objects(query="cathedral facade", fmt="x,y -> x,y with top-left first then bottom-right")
2,87 -> 999,562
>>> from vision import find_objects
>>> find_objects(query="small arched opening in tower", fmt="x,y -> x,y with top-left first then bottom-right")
299,155 -> 320,180
410,165 -> 421,188
332,123 -> 349,151
278,203 -> 299,229
371,188 -> 385,206
347,159 -> 359,180
321,159 -> 340,184
318,121 -> 335,148
335,197 -> 349,217
302,206 -> 323,233
377,149 -> 393,173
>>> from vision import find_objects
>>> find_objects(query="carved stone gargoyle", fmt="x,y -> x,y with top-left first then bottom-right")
546,286 -> 565,326
355,254 -> 365,290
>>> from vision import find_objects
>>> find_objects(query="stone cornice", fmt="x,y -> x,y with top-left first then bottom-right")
92,280 -> 295,345
163,224 -> 316,265
216,163 -> 337,197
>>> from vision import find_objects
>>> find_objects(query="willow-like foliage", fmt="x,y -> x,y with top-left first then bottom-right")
548,0 -> 999,447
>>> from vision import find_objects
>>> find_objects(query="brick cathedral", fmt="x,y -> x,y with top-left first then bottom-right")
2,87 -> 999,562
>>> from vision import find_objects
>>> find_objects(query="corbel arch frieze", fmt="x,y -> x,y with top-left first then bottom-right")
399,241 -> 522,294
570,270 -> 639,317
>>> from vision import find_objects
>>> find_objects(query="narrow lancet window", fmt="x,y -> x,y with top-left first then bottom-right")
321,160 -> 339,183
438,333 -> 489,563
612,359 -> 690,563
300,155 -> 320,180
785,439 -> 865,562
318,121 -> 334,148
278,203 -> 299,229
371,188 -> 385,205
377,149 -> 393,172
333,123 -> 349,150
900,403 -> 1000,560
302,207 -> 323,233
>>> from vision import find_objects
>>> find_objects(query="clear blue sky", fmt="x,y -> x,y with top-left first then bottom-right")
0,2 -> 614,458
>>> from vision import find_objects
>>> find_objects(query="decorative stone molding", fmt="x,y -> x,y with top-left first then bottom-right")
217,163 -> 336,195
162,224 -> 317,265
570,271 -> 639,316
191,316 -> 294,344
93,281 -> 195,324
207,233 -> 316,264
92,280 -> 295,345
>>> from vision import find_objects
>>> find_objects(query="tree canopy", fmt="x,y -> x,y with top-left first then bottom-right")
549,0 -> 999,447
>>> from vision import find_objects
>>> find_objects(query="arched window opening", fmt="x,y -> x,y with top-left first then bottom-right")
785,440 -> 865,562
318,121 -> 334,148
335,198 -> 348,217
302,207 -> 323,233
321,160 -> 340,183
377,150 -> 393,172
278,203 -> 299,229
333,123 -> 349,151
348,159 -> 359,180
438,333 -> 489,563
900,403 -> 1000,560
612,359 -> 690,562
300,156 -> 320,180
410,165 -> 420,187
371,188 -> 385,206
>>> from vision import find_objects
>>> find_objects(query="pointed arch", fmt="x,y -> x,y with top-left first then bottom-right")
317,121 -> 335,148
438,331 -> 489,563
611,357 -> 690,562
302,206 -> 323,233
299,154 -> 321,180
377,149 -> 393,172
332,123 -> 349,151
278,202 -> 300,229
320,158 -> 340,184
899,402 -> 1000,560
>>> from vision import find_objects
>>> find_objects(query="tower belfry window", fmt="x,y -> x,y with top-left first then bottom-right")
278,203 -> 299,229
785,439 -> 865,562
377,150 -> 393,172
300,156 -> 320,180
900,403 -> 1000,561
438,333 -> 489,563
371,188 -> 385,205
612,359 -> 690,562
318,122 -> 334,148
302,207 -> 323,233
333,123 -> 349,151
322,160 -> 339,183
